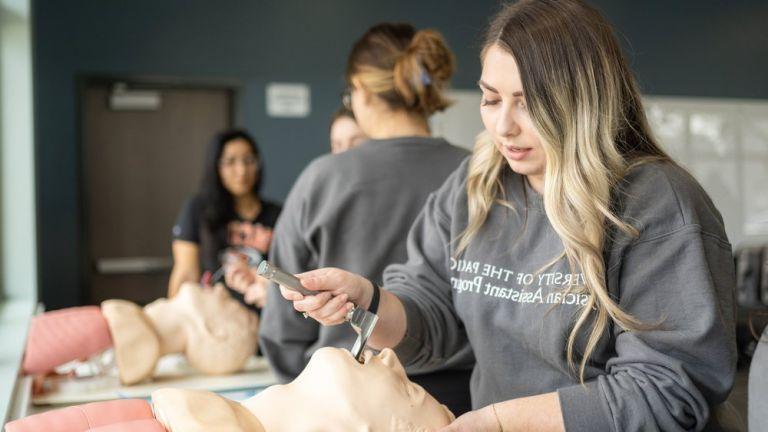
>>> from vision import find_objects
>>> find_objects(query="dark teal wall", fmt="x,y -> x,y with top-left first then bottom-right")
34,0 -> 768,309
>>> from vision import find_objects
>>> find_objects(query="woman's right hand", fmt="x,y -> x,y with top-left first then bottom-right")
224,261 -> 255,295
280,268 -> 373,326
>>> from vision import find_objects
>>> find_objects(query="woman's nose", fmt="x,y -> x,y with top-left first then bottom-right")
496,106 -> 521,138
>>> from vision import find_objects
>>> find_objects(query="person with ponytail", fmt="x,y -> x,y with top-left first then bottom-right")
252,23 -> 472,413
280,1 -> 737,430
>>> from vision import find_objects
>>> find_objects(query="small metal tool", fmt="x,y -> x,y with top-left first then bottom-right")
257,260 -> 379,362
257,260 -> 314,296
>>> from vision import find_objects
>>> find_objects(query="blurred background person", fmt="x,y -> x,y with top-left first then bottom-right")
250,22 -> 474,415
330,106 -> 368,154
168,129 -> 281,307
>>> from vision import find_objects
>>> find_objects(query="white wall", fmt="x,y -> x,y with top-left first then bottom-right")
1,0 -> 36,301
645,96 -> 768,248
430,89 -> 484,152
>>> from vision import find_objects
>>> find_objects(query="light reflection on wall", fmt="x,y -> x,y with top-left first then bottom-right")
646,97 -> 768,246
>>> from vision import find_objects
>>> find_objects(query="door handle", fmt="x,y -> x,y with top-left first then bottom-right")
95,257 -> 172,275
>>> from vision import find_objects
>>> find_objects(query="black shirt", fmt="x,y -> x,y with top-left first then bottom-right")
172,194 -> 282,280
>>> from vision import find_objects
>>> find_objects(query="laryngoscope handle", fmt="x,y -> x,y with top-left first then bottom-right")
257,261 -> 315,296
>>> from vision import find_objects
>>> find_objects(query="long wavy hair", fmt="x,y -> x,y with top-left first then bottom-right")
458,0 -> 671,381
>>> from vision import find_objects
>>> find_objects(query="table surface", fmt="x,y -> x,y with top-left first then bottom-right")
31,354 -> 277,407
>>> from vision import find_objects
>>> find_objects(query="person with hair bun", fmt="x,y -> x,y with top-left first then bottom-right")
247,22 -> 473,414
282,1 -> 736,430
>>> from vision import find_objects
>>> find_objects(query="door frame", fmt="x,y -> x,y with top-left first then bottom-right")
75,74 -> 241,304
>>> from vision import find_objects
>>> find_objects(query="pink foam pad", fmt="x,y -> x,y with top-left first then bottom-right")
23,306 -> 113,375
5,399 -> 153,432
86,419 -> 166,432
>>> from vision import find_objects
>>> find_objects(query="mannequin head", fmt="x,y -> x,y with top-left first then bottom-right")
143,283 -> 259,375
103,283 -> 258,384
242,347 -> 454,431
11,348 -> 453,431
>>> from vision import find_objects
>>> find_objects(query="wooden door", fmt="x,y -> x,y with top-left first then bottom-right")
82,81 -> 233,304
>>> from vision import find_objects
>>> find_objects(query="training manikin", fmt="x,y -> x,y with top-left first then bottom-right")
7,348 -> 455,432
22,283 -> 258,385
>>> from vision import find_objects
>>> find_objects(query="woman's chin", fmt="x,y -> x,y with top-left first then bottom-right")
228,187 -> 253,197
504,159 -> 540,177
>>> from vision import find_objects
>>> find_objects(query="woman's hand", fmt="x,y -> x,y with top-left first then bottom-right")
224,261 -> 255,294
243,276 -> 269,308
441,394 -> 564,432
279,267 -> 373,326
250,224 -> 273,253
438,405 -> 500,432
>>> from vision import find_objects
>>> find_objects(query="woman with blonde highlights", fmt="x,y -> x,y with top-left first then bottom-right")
282,1 -> 736,430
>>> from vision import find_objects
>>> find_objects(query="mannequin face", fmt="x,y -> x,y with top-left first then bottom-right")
218,138 -> 258,198
330,116 -> 367,153
144,283 -> 259,375
243,347 -> 454,431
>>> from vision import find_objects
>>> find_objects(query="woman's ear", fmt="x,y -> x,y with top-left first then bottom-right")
351,77 -> 374,107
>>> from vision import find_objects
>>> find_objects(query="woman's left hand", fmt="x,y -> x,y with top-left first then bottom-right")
224,261 -> 255,294
438,405 -> 499,432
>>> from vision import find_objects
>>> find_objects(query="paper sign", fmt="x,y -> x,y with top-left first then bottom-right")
266,83 -> 311,118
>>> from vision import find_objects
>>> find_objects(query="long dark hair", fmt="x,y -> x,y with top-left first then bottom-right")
199,128 -> 263,231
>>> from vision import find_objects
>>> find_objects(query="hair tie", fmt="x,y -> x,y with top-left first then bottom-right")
420,68 -> 432,86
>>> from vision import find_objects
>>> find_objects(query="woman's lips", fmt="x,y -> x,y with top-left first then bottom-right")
503,145 -> 532,161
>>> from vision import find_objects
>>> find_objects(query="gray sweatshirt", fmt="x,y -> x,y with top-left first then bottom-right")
260,137 -> 469,382
386,158 -> 737,431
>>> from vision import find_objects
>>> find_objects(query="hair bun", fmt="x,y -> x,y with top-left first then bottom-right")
392,29 -> 454,114
406,30 -> 455,83
347,23 -> 455,116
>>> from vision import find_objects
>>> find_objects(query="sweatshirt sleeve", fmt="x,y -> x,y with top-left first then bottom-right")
558,225 -> 737,432
258,168 -> 320,383
385,164 -> 474,373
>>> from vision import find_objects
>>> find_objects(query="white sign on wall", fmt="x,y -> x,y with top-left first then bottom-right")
266,83 -> 311,118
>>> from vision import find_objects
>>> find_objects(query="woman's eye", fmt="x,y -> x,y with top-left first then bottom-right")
481,98 -> 500,106
516,100 -> 527,110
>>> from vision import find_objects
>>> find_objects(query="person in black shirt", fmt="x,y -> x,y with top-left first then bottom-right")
169,129 -> 281,308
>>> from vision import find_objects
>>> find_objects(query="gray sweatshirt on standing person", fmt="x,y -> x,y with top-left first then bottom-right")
260,136 -> 470,382
386,158 -> 737,431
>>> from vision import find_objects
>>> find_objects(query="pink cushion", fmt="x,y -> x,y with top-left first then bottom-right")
87,419 -> 166,432
5,399 -> 153,432
23,306 -> 113,375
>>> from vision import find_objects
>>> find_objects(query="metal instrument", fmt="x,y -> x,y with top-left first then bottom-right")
257,260 -> 379,362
